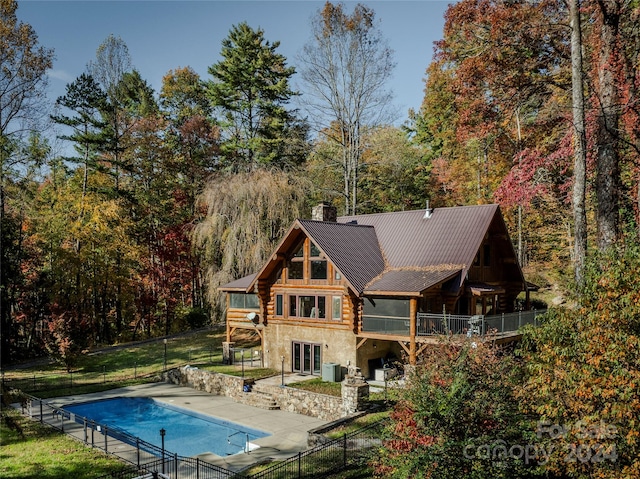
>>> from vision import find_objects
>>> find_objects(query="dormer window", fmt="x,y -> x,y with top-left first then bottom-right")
311,261 -> 327,279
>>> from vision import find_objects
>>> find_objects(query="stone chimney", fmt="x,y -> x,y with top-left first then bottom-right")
312,202 -> 337,222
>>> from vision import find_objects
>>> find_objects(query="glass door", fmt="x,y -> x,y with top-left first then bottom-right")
292,341 -> 322,375
303,344 -> 312,374
313,344 -> 321,375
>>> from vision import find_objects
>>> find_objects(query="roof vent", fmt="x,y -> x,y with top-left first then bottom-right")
423,200 -> 433,219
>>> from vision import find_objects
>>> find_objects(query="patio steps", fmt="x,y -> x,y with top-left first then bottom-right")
241,389 -> 280,410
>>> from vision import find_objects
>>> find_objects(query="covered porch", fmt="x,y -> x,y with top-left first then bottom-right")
357,291 -> 545,367
361,309 -> 545,338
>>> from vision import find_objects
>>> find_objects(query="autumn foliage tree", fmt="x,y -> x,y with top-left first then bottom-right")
414,0 -> 640,286
518,243 -> 640,478
1,0 -> 53,364
375,340 -> 536,479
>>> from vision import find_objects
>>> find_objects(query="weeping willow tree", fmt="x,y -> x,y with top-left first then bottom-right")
193,168 -> 310,320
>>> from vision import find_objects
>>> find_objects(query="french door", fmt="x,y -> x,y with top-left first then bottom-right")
292,341 -> 322,375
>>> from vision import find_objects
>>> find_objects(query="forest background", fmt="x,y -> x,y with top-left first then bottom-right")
1,0 -> 640,370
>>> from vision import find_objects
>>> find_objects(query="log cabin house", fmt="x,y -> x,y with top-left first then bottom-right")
219,203 -> 539,380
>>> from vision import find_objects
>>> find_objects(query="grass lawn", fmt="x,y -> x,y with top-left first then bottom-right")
0,328 -> 290,478
3,328 -> 269,398
2,328 -> 389,478
287,377 -> 342,396
0,409 -> 127,479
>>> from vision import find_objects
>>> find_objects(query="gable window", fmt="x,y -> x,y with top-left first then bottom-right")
311,261 -> 327,280
483,243 -> 491,267
287,241 -> 304,280
288,261 -> 304,279
310,242 -> 327,280
273,266 -> 283,284
284,238 -> 331,282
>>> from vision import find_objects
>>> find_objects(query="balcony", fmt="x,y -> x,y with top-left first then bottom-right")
361,310 -> 545,338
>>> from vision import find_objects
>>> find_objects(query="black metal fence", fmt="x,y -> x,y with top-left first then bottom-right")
96,456 -> 240,479
2,367 -> 162,395
244,420 -> 385,479
15,392 -> 385,479
18,394 -> 236,479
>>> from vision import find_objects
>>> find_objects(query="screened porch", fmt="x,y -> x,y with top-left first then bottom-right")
361,297 -> 544,338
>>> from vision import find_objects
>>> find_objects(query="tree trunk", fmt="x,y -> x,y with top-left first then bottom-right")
595,0 -> 621,251
0,173 -> 9,365
515,107 -> 524,266
570,0 -> 588,288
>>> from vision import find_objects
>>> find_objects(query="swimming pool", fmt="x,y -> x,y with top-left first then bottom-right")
63,397 -> 269,457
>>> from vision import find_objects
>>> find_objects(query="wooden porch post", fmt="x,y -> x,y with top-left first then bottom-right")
225,294 -> 231,342
410,298 -> 417,365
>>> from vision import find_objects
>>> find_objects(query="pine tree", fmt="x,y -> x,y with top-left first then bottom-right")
207,22 -> 298,171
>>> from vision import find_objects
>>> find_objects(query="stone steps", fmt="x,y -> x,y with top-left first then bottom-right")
240,389 -> 280,410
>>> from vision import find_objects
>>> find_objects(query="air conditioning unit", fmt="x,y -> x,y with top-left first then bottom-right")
322,363 -> 341,382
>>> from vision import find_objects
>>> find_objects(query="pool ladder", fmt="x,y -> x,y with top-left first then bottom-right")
227,431 -> 250,454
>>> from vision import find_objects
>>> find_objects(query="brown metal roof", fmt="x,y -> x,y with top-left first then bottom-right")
221,203 -> 520,297
364,267 -> 462,296
339,204 -> 499,270
219,273 -> 257,291
298,219 -> 385,294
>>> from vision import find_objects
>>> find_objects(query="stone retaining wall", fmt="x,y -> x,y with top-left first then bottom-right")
164,366 -> 246,400
307,410 -> 371,446
164,366 -> 369,421
254,382 -> 343,421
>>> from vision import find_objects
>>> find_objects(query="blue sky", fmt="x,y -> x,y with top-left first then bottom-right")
19,0 -> 451,126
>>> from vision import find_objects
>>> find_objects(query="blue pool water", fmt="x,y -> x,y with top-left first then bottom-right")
63,397 -> 269,457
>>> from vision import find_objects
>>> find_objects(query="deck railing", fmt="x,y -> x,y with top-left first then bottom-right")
361,310 -> 546,337
361,316 -> 410,335
417,310 -> 545,336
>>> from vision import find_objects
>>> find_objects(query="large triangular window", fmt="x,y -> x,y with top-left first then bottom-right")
286,238 -> 328,281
